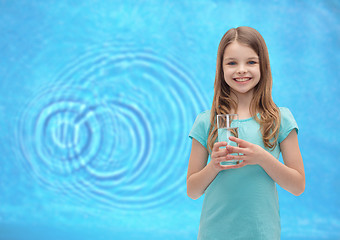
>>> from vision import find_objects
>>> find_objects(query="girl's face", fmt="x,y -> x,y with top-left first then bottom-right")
222,41 -> 261,98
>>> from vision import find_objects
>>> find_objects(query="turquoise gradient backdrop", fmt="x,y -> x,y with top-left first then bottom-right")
0,0 -> 339,239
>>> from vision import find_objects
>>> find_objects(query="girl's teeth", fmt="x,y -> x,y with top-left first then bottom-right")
235,78 -> 250,82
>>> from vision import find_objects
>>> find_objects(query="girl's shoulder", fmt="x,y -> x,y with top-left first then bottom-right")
189,110 -> 211,148
196,109 -> 211,119
193,109 -> 211,127
278,107 -> 297,122
278,106 -> 292,114
277,107 -> 299,143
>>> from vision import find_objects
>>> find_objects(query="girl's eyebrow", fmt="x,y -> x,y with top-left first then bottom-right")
224,57 -> 259,61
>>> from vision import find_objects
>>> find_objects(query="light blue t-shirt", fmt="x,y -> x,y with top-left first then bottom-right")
189,107 -> 298,240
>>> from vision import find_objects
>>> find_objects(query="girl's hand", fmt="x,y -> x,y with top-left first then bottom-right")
210,141 -> 246,171
226,136 -> 268,166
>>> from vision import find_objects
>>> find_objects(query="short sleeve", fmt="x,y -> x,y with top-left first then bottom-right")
278,107 -> 299,143
189,110 -> 211,148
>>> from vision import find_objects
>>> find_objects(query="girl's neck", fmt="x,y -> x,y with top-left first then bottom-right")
231,90 -> 254,119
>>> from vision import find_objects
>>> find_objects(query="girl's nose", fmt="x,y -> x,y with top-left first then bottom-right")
237,64 -> 247,74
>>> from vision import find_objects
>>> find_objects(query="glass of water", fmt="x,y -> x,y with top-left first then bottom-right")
217,114 -> 241,165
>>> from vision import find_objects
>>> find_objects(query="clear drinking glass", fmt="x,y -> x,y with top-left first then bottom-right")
217,114 -> 241,165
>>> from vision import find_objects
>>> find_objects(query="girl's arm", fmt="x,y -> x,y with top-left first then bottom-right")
226,130 -> 305,196
263,130 -> 305,196
186,139 -> 245,200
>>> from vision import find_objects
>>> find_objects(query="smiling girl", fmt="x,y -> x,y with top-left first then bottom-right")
187,27 -> 305,239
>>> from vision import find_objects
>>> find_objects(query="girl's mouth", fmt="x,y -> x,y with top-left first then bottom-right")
233,77 -> 252,82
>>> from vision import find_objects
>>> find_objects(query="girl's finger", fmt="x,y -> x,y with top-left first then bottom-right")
216,148 -> 229,158
226,145 -> 247,154
211,149 -> 227,159
226,154 -> 244,161
233,160 -> 247,168
215,156 -> 229,163
228,136 -> 251,147
219,160 -> 247,170
212,141 -> 228,152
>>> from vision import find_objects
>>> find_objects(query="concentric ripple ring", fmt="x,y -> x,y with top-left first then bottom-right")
17,44 -> 209,210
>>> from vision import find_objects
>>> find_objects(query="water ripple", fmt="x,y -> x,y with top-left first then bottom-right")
17,43 -> 208,210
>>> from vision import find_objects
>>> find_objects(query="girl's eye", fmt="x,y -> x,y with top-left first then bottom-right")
227,62 -> 237,65
248,61 -> 257,64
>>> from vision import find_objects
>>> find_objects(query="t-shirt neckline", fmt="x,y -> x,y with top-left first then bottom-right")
236,113 -> 260,122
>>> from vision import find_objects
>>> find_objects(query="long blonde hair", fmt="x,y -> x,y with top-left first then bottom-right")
207,26 -> 280,153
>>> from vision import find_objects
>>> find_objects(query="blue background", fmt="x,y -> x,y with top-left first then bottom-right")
0,0 -> 339,239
